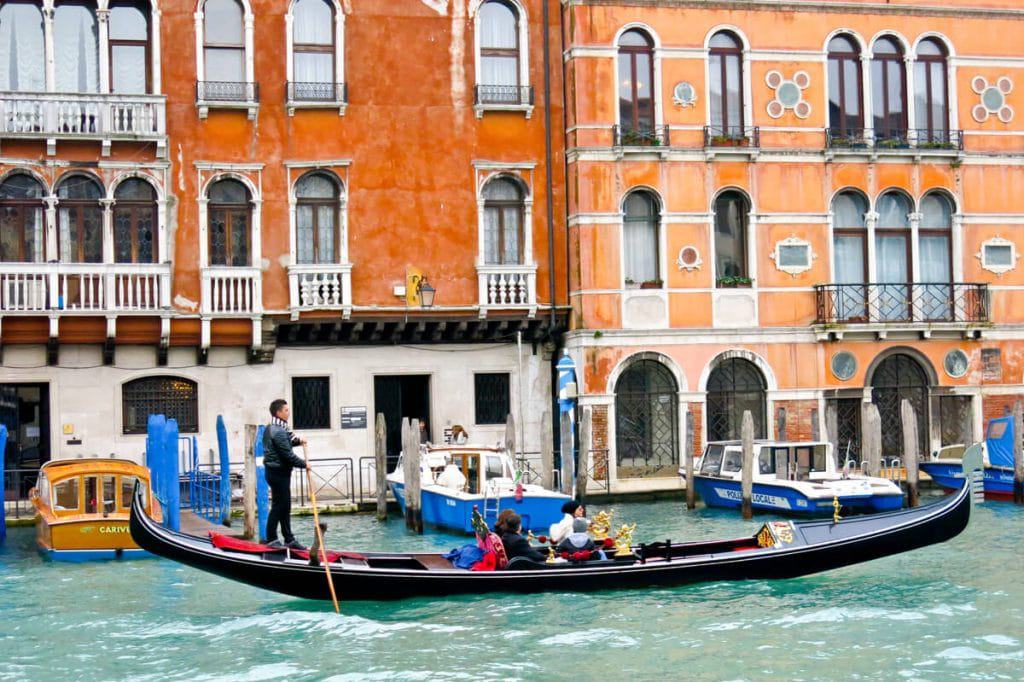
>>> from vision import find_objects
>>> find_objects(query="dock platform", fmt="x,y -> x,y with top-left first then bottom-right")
180,511 -> 245,539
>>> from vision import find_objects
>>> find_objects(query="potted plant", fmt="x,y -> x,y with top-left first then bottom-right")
877,138 -> 909,150
623,277 -> 638,289
639,278 -> 663,289
716,275 -> 753,288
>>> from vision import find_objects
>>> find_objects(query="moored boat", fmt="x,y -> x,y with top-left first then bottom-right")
922,416 -> 1018,500
685,440 -> 904,516
386,444 -> 569,533
31,458 -> 160,561
129,448 -> 980,603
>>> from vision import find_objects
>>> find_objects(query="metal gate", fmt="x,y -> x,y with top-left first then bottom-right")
834,398 -> 862,464
871,354 -> 929,458
707,358 -> 767,441
615,360 -> 678,478
940,395 -> 973,447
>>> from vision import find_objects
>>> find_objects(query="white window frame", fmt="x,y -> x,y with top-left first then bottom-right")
472,0 -> 532,119
194,0 -> 257,119
285,0 -> 346,116
977,236 -> 1018,275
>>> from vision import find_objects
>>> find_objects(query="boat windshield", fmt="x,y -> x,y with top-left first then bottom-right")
120,476 -> 148,511
485,455 -> 506,481
53,477 -> 80,514
700,444 -> 725,475
451,453 -> 481,494
721,448 -> 743,474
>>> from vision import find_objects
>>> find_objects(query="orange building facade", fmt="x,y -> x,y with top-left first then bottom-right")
563,1 -> 1024,493
0,1 -> 567,470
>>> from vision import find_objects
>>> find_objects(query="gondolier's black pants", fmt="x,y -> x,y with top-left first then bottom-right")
265,466 -> 295,544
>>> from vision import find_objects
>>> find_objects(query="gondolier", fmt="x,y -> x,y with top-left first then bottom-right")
264,399 -> 307,550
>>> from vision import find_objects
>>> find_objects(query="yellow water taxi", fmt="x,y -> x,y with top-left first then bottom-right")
30,458 -> 160,561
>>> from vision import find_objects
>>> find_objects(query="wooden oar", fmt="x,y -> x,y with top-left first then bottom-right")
303,446 -> 340,614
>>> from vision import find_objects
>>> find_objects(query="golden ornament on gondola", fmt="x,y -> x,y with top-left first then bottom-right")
613,523 -> 637,557
589,510 -> 613,540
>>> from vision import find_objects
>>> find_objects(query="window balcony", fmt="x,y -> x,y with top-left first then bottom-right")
0,92 -> 167,157
286,81 -> 347,116
703,125 -> 760,151
195,81 -> 259,120
473,84 -> 534,118
477,264 -> 537,318
613,124 -> 670,149
826,128 -> 964,157
201,266 -> 262,315
288,263 -> 352,317
0,262 -> 171,314
814,283 -> 989,330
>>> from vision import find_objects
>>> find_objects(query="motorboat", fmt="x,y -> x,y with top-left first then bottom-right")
128,447 -> 980,603
684,440 -> 904,516
386,444 -> 569,533
30,458 -> 160,561
922,416 -> 1018,499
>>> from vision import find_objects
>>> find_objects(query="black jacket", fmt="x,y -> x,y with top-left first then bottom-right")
263,422 -> 306,471
500,532 -> 546,563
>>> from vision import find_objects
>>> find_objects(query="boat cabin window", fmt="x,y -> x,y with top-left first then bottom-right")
485,455 -> 505,481
53,478 -> 80,513
102,475 -> 117,514
85,476 -> 99,514
700,444 -> 725,475
451,452 -> 481,494
120,476 -> 147,511
761,447 -> 788,475
988,419 -> 1008,440
721,448 -> 742,474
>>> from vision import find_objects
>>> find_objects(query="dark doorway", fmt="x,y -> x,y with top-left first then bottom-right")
1,383 -> 50,496
373,375 -> 430,471
614,360 -> 678,478
833,398 -> 862,464
870,354 -> 929,458
706,358 -> 767,442
940,395 -> 973,447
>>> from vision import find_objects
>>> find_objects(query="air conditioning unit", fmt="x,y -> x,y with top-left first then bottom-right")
2,278 -> 48,311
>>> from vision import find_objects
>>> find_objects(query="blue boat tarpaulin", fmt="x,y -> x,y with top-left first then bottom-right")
986,416 -> 1015,468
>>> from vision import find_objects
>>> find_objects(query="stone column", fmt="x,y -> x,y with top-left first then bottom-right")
97,9 -> 111,94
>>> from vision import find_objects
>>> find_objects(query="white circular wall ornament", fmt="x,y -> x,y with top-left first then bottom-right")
971,75 -> 1014,123
831,351 -> 857,381
944,349 -> 970,379
673,82 -> 697,108
676,245 -> 702,271
765,70 -> 811,119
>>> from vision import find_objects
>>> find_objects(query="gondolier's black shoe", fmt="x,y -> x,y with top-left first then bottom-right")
285,540 -> 307,551
265,539 -> 285,549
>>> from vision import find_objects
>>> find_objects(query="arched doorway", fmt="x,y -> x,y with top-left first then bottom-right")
615,359 -> 678,478
870,354 -> 929,458
706,357 -> 767,441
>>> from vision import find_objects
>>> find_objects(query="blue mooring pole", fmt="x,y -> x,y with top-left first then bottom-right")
0,424 -> 8,544
255,425 -> 268,542
216,415 -> 231,525
164,418 -> 181,532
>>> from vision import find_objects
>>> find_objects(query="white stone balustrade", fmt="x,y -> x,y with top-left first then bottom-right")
477,264 -> 537,315
288,263 -> 352,312
201,266 -> 262,315
0,263 -> 171,313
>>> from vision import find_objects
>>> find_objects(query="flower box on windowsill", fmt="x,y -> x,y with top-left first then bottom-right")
639,280 -> 663,290
716,276 -> 753,288
710,136 -> 748,148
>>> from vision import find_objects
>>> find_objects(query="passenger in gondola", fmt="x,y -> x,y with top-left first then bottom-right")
549,499 -> 586,544
493,508 -> 517,537
556,517 -> 596,557
499,512 -> 547,564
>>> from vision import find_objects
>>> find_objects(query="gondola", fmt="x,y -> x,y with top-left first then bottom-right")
129,451 -> 980,603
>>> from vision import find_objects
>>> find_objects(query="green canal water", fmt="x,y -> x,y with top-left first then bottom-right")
1,498 -> 1023,681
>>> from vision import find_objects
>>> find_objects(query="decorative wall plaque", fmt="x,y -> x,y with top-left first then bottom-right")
672,82 -> 697,108
765,70 -> 811,119
977,236 -> 1018,275
676,245 -> 702,271
831,351 -> 857,381
769,236 -> 815,275
944,349 -> 969,379
971,76 -> 1014,123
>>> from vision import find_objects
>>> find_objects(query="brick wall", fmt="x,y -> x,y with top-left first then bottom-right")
591,404 -> 609,480
983,395 -> 1024,424
688,403 -> 702,457
773,400 -> 819,442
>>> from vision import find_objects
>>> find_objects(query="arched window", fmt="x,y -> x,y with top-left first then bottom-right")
870,354 -> 929,458
876,191 -> 913,321
54,1 -> 99,93
615,359 -> 678,478
919,193 -> 954,320
914,39 -> 949,142
478,0 -> 520,91
709,31 -> 744,136
203,0 -> 244,85
56,175 -> 103,263
622,190 -> 659,285
207,179 -> 251,266
122,376 -> 198,434
113,178 -> 157,263
713,190 -> 750,285
109,0 -> 150,94
617,29 -> 655,135
706,357 -> 766,441
871,37 -> 907,142
0,174 -> 45,262
291,0 -> 335,100
482,177 -> 524,265
0,1 -> 45,91
831,191 -> 869,321
827,34 -> 863,137
295,172 -> 340,264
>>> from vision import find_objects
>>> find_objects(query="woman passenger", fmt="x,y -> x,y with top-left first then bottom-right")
549,499 -> 586,543
500,512 -> 546,563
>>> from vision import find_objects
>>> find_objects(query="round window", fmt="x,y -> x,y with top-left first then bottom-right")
944,349 -> 969,378
831,351 -> 857,381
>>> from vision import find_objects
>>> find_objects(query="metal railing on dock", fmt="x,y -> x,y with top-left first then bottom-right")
3,468 -> 39,519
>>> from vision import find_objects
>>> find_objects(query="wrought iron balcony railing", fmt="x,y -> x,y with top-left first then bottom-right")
474,85 -> 534,106
826,128 -> 963,151
287,81 -> 347,103
826,128 -> 872,149
704,125 -> 759,149
815,283 -> 989,325
196,81 -> 259,103
613,124 -> 670,147
910,128 -> 964,150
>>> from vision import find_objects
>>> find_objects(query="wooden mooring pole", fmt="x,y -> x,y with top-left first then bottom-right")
862,403 -> 882,478
1014,402 -> 1024,504
559,411 -> 573,496
540,410 -> 554,490
741,411 -> 754,520
901,399 -> 920,508
243,424 -> 258,540
685,408 -> 696,510
577,406 -> 592,501
402,418 -> 423,533
375,413 -> 388,522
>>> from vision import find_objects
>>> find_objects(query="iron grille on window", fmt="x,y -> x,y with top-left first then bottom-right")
614,360 -> 678,477
474,373 -> 510,425
706,358 -> 767,442
293,377 -> 331,430
122,376 -> 198,435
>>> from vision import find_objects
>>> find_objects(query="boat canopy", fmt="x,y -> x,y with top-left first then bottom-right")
986,417 -> 1015,468
37,459 -> 152,518
700,441 -> 830,480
